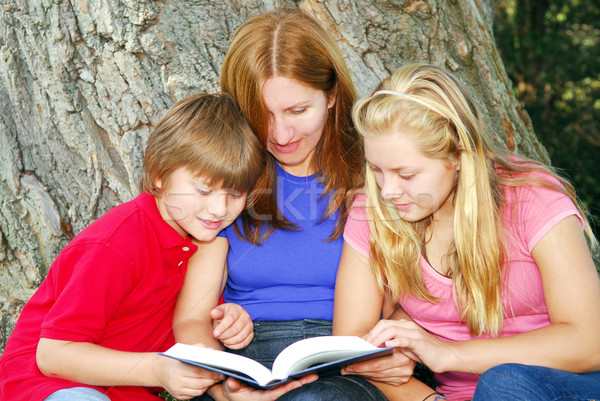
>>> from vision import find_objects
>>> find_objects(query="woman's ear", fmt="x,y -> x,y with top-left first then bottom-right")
327,89 -> 337,110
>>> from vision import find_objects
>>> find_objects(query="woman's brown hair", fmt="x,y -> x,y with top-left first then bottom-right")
221,9 -> 362,244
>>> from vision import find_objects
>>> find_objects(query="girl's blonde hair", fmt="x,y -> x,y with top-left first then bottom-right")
352,63 -> 597,336
140,93 -> 264,198
221,9 -> 362,244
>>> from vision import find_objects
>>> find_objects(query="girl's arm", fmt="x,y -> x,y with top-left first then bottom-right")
173,236 -> 252,350
449,215 -> 600,373
333,243 -> 384,337
333,243 -> 435,401
368,215 -> 600,375
36,338 -> 223,399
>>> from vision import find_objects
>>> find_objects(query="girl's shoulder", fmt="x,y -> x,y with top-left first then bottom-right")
496,157 -> 564,190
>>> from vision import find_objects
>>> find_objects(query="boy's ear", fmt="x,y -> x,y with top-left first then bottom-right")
154,178 -> 163,190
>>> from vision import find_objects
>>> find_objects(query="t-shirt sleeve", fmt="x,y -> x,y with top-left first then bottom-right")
40,243 -> 135,343
510,175 -> 584,253
343,195 -> 371,259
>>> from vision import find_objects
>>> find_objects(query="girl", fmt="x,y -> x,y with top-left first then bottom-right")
174,9 -> 426,401
334,63 -> 600,401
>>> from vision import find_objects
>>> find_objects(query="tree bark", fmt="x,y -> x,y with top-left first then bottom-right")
0,0 -> 546,349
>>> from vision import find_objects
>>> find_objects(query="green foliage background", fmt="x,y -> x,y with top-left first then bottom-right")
493,0 -> 600,236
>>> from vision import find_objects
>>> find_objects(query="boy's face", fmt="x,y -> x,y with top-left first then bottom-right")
154,167 -> 246,242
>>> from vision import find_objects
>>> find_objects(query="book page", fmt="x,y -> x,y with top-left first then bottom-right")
162,343 -> 275,386
271,336 -> 381,380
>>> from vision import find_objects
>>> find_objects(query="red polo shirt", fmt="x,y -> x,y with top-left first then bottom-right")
0,193 -> 197,401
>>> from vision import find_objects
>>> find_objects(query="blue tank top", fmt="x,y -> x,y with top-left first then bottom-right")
220,163 -> 343,321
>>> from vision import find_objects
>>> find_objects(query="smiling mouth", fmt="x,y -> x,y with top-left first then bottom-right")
272,140 -> 301,153
199,218 -> 223,230
392,202 -> 413,211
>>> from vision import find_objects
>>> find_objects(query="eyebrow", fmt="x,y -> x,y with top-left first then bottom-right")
285,101 -> 310,109
367,161 -> 414,172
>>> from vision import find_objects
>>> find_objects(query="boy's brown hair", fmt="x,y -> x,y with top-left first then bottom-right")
139,93 -> 264,197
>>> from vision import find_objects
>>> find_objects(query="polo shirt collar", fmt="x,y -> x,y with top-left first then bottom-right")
135,193 -> 198,253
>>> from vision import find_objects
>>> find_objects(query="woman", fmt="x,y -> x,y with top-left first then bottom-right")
335,63 -> 600,401
173,9 -> 425,401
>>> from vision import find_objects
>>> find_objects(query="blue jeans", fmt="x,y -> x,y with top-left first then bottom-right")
193,319 -> 387,401
44,387 -> 110,401
472,363 -> 600,401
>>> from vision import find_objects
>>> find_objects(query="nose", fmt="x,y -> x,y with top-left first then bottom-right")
268,115 -> 294,145
207,193 -> 227,219
380,175 -> 403,201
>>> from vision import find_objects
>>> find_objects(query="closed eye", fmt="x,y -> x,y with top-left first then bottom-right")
289,107 -> 307,115
368,164 -> 381,173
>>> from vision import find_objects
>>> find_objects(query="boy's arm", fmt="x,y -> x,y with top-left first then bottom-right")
36,338 -> 223,399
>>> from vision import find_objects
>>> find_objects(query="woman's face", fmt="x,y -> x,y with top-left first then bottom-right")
262,76 -> 335,176
364,128 -> 459,223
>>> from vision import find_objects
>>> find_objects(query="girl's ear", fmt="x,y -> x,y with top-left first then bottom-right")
453,154 -> 462,171
154,178 -> 163,190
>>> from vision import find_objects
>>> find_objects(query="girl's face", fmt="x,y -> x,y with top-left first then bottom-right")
262,76 -> 335,176
155,167 -> 247,242
364,128 -> 459,223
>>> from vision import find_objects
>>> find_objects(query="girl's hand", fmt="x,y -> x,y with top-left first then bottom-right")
220,375 -> 318,401
211,303 -> 254,349
155,354 -> 224,400
364,319 -> 452,373
341,348 -> 415,386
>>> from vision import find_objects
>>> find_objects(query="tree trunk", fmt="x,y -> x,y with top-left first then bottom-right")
0,0 -> 546,349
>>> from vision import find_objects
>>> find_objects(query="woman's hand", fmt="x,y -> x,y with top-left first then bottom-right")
364,319 -> 452,373
341,348 -> 415,386
212,303 -> 254,349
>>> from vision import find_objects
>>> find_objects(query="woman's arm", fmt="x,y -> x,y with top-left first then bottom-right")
333,243 -> 434,401
173,236 -> 247,350
368,216 -> 600,375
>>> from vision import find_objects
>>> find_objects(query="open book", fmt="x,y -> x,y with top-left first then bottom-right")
160,335 -> 393,388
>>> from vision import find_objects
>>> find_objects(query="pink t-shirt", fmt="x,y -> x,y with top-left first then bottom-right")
343,171 -> 583,401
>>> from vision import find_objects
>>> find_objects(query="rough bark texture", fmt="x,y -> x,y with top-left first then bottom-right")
0,0 -> 546,350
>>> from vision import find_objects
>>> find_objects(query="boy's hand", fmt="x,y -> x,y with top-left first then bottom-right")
211,303 -> 254,349
156,354 -> 224,400
221,374 -> 318,401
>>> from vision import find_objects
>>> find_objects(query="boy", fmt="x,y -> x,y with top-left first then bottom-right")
0,93 -> 264,401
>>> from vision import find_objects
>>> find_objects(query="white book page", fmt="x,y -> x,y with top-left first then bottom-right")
271,336 -> 379,379
164,343 -> 275,386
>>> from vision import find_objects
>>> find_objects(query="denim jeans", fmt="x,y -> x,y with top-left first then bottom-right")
193,319 -> 387,401
44,387 -> 110,401
472,363 -> 600,401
